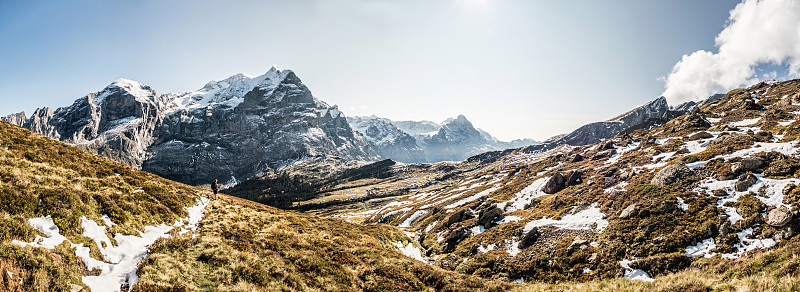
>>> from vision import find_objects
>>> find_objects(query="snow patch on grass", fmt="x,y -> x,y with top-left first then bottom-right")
685,238 -> 716,258
392,241 -> 428,263
676,197 -> 689,211
498,177 -> 548,213
523,203 -> 609,233
619,259 -> 654,282
12,197 -> 211,292
721,228 -> 777,259
398,210 -> 428,228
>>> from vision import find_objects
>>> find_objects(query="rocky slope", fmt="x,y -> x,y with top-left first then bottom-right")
349,115 -> 539,163
526,95 -> 723,154
4,66 -> 378,186
294,79 -> 800,285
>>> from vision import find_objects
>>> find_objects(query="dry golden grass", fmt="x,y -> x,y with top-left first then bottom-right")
136,195 -> 508,291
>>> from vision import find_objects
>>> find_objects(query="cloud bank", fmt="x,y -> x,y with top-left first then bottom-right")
662,0 -> 800,105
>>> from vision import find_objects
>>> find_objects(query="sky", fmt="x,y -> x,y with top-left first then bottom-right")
1,0 -> 795,141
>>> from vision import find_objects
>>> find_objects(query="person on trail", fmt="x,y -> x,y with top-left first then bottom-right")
211,179 -> 219,200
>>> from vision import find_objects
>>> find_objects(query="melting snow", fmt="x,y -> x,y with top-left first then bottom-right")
722,142 -> 798,160
778,120 -> 795,126
478,243 -> 496,253
506,238 -> 521,256
398,210 -> 429,228
424,221 -> 437,232
676,197 -> 689,211
685,238 -> 716,258
12,197 -> 210,292
471,225 -> 486,236
523,203 -> 609,233
604,181 -> 628,193
721,228 -> 776,259
392,241 -> 428,263
605,142 -> 640,165
697,175 -> 799,224
619,259 -> 654,282
731,118 -> 761,127
444,186 -> 500,209
498,177 -> 549,213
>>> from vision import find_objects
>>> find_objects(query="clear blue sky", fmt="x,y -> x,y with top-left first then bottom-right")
0,0 -> 739,141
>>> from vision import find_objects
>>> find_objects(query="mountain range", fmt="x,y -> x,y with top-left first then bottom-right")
347,115 -> 540,163
2,66 -> 541,186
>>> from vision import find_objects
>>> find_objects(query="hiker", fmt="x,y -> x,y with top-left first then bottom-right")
211,179 -> 218,200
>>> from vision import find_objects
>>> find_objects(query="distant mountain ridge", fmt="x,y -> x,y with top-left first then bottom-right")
511,94 -> 724,156
347,114 -> 540,163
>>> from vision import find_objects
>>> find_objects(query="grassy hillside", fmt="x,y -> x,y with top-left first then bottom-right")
136,195 -> 506,291
0,121 -> 200,291
0,121 -> 505,291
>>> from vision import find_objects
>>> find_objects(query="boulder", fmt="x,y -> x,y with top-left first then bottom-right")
565,170 -> 582,186
477,206 -> 504,228
734,173 -> 758,192
566,237 -> 589,253
519,227 -> 540,249
600,140 -> 616,150
742,100 -> 765,111
567,154 -> 584,163
592,149 -> 617,160
687,131 -> 713,141
732,157 -> 765,173
543,173 -> 566,194
619,204 -> 637,219
446,209 -> 473,226
767,206 -> 793,227
651,162 -> 692,185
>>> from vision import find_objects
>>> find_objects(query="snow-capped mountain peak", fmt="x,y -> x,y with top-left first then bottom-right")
92,78 -> 156,106
164,65 -> 295,113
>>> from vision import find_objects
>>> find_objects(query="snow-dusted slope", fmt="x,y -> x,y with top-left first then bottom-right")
343,79 -> 800,283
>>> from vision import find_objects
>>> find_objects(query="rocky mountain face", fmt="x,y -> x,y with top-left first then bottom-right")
347,116 -> 427,163
348,114 -> 540,163
4,66 -> 378,185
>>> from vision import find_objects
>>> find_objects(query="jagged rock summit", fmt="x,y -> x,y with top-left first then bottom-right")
4,66 -> 379,185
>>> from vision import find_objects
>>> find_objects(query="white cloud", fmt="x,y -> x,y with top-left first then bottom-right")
662,0 -> 800,105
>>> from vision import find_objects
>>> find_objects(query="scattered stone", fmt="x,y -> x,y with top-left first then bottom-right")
445,228 -> 469,246
732,157 -> 765,174
687,131 -> 713,141
651,162 -> 692,185
734,173 -> 758,192
768,206 -> 793,227
619,204 -> 637,219
543,173 -> 566,194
